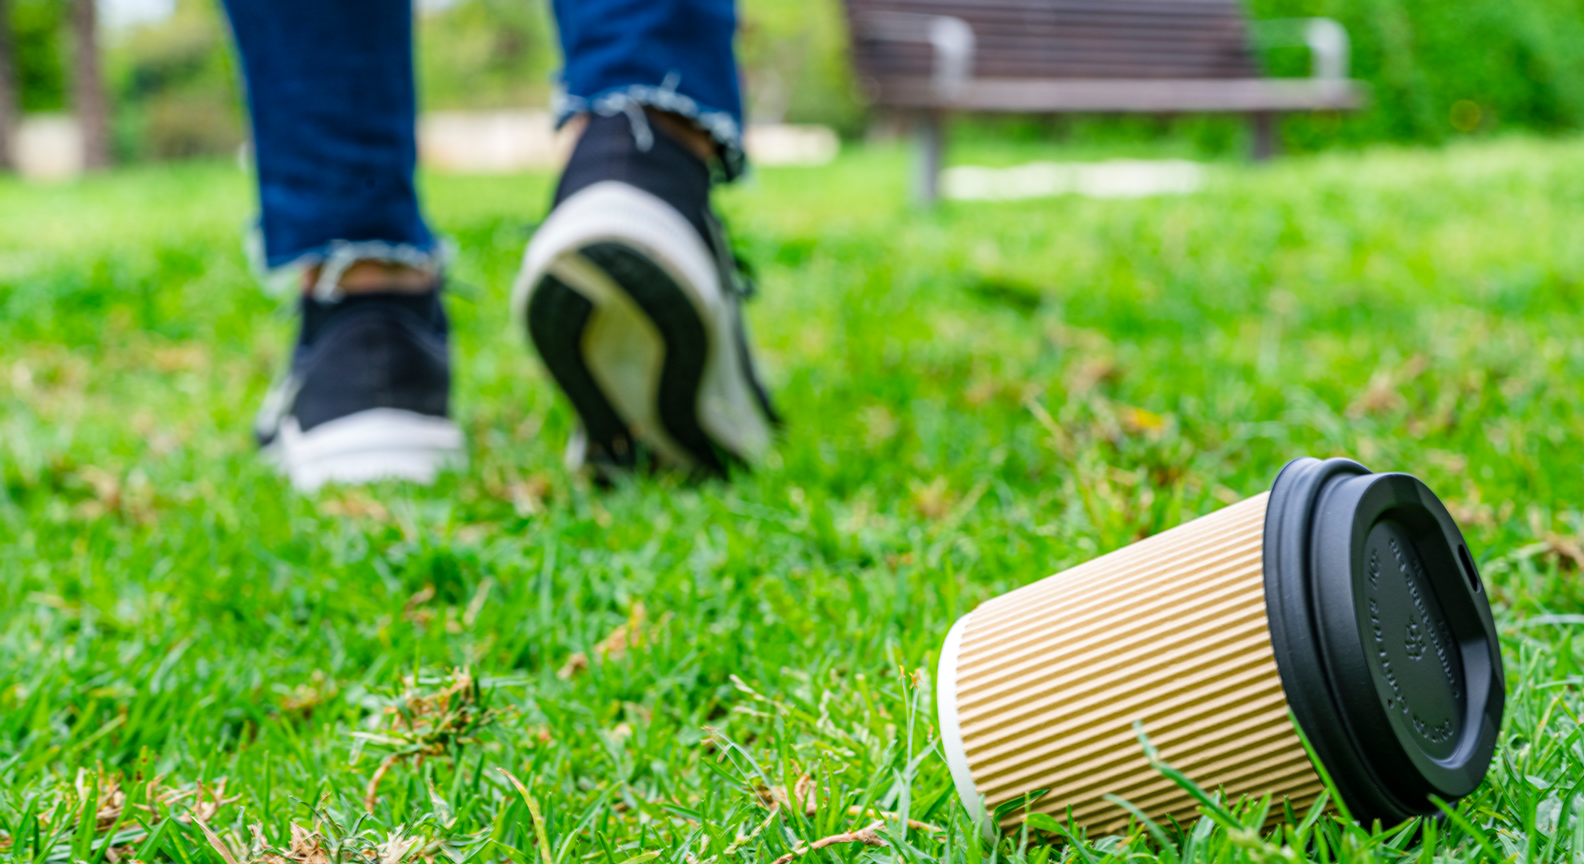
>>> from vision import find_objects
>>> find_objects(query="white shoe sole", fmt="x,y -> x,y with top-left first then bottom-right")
268,408 -> 466,492
513,181 -> 772,470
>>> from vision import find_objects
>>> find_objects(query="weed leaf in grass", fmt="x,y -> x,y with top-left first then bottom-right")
1100,796 -> 1180,864
991,789 -> 1050,825
497,769 -> 554,864
1133,723 -> 1239,830
1023,812 -> 1099,864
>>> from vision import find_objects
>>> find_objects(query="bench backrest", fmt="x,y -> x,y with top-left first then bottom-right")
846,0 -> 1262,88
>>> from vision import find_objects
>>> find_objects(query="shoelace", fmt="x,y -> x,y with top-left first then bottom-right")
703,210 -> 757,300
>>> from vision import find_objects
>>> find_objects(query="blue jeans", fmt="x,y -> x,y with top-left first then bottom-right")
222,0 -> 743,275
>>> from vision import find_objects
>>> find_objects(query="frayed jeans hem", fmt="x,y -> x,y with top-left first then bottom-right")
554,81 -> 746,179
245,230 -> 453,300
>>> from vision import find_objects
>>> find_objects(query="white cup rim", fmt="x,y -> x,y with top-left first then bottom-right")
937,611 -> 993,839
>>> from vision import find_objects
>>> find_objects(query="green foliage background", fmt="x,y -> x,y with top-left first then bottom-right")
1248,0 -> 1584,151
9,0 -> 66,112
416,0 -> 558,111
107,0 -> 242,161
4,0 -> 1584,158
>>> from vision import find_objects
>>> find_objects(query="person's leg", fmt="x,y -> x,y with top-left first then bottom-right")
551,0 -> 746,178
222,0 -> 437,283
515,0 -> 777,479
222,0 -> 462,490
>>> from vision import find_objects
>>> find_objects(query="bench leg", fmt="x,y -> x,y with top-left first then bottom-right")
914,110 -> 945,205
1251,112 -> 1279,161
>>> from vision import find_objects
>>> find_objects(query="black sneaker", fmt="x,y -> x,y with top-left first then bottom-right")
255,289 -> 465,490
512,113 -> 778,477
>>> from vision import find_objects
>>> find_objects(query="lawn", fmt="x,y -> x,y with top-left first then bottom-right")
1,135 -> 1582,864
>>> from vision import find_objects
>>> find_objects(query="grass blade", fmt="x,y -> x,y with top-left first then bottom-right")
1101,795 -> 1180,864
1429,795 -> 1502,864
498,769 -> 553,864
1285,710 -> 1355,826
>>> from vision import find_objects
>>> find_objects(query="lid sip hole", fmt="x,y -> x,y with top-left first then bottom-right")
1457,544 -> 1483,594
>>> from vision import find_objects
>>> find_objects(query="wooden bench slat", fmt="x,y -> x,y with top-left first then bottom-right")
850,0 -> 1255,18
849,0 -> 1263,82
858,53 -> 1261,83
858,44 -> 1257,64
842,0 -> 1366,201
860,60 -> 1263,82
856,29 -> 1255,49
873,77 -> 1364,113
851,14 -> 1257,40
853,10 -> 1253,26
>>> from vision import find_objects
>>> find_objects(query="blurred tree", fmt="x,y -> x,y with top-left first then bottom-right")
737,0 -> 861,134
108,0 -> 241,161
11,0 -> 64,112
1248,0 -> 1584,151
411,0 -> 863,133
417,0 -> 556,110
0,0 -> 15,170
5,0 -> 1576,165
71,0 -> 109,168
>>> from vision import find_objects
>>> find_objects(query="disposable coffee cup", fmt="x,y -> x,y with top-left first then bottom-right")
937,457 -> 1504,836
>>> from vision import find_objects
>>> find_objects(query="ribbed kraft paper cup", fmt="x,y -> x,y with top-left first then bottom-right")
937,457 -> 1506,837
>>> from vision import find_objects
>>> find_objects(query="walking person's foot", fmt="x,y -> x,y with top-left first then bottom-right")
255,268 -> 464,491
514,111 -> 778,479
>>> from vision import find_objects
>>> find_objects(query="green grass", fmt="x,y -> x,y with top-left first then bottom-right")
1,135 -> 1583,864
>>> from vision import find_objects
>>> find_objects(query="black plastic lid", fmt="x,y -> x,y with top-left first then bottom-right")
1263,457 -> 1505,823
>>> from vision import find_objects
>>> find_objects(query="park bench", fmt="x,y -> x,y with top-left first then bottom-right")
843,0 -> 1365,201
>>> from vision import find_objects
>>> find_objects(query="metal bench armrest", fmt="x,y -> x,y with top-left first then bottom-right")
855,12 -> 976,99
1252,17 -> 1351,81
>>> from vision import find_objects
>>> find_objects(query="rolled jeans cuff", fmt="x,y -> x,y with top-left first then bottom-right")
245,228 -> 452,300
554,79 -> 746,180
